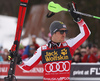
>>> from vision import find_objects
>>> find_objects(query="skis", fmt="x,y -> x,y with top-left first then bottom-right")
4,0 -> 28,81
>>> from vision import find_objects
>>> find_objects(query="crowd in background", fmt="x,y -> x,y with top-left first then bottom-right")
0,28 -> 100,63
72,43 -> 100,63
0,34 -> 40,62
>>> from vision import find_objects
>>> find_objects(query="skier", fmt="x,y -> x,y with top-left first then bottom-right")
16,2 -> 91,81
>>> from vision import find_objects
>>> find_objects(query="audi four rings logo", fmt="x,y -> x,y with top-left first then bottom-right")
45,61 -> 70,72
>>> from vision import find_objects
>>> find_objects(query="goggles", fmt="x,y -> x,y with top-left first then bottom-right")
57,30 -> 68,34
30,48 -> 35,50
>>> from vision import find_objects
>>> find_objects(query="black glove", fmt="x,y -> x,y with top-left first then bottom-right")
68,2 -> 82,22
17,54 -> 22,65
8,50 -> 22,65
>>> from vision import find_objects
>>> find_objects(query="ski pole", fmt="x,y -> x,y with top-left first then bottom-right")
48,1 -> 100,19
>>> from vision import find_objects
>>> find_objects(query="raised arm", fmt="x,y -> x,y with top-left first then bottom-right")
66,2 -> 91,52
66,19 -> 91,50
19,47 -> 42,71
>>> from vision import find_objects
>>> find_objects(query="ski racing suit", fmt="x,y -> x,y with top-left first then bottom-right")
19,19 -> 91,81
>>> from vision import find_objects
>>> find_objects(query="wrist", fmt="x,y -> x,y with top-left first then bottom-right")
75,17 -> 81,22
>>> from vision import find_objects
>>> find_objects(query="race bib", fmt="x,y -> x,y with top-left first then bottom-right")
42,47 -> 72,64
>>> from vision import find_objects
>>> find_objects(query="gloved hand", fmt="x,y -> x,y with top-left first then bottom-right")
8,51 -> 22,65
68,2 -> 82,22
17,54 -> 22,65
8,44 -> 22,65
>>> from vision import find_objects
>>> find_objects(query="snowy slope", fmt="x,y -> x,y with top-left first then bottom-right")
0,15 -> 46,50
0,15 -> 17,50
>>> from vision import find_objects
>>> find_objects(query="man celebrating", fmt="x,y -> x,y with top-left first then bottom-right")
19,2 -> 91,81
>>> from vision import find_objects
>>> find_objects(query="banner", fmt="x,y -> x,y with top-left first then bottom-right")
1,62 -> 100,81
0,62 -> 43,79
70,63 -> 100,81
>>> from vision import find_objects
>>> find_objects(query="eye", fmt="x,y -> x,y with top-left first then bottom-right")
59,30 -> 68,34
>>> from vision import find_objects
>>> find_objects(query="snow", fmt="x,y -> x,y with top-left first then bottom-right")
0,15 -> 46,50
0,15 -> 17,50
21,37 -> 46,47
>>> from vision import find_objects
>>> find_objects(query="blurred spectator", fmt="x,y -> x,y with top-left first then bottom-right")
0,45 -> 3,53
21,34 -> 39,61
2,48 -> 9,61
91,44 -> 98,56
39,27 -> 45,38
74,48 -> 80,54
32,35 -> 40,50
18,43 -> 25,56
72,52 -> 82,63
97,49 -> 100,62
29,45 -> 36,57
0,45 -> 3,61
82,44 -> 98,63
80,47 -> 87,58
0,54 -> 3,61
39,27 -> 51,42
22,45 -> 36,61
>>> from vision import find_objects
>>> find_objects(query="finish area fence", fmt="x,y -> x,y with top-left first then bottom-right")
0,62 -> 100,81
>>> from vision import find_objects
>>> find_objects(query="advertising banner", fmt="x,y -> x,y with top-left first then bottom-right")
0,62 -> 43,79
70,63 -> 100,81
1,62 -> 100,81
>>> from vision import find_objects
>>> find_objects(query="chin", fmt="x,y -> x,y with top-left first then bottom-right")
61,40 -> 64,43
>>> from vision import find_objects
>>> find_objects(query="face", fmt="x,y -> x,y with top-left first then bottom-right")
29,45 -> 35,54
32,37 -> 36,43
52,28 -> 67,43
80,48 -> 86,57
74,55 -> 80,62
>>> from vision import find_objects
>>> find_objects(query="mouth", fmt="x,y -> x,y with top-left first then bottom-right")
62,36 -> 65,39
61,37 -> 65,41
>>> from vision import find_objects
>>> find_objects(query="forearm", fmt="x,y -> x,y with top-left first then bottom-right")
19,47 -> 42,71
66,19 -> 91,50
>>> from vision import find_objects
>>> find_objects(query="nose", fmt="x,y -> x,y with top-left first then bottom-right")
62,32 -> 66,36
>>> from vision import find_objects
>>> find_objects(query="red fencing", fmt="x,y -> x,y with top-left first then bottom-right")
1,62 -> 100,81
0,62 -> 43,80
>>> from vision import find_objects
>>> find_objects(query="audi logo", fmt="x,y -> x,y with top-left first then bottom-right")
45,61 -> 70,72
